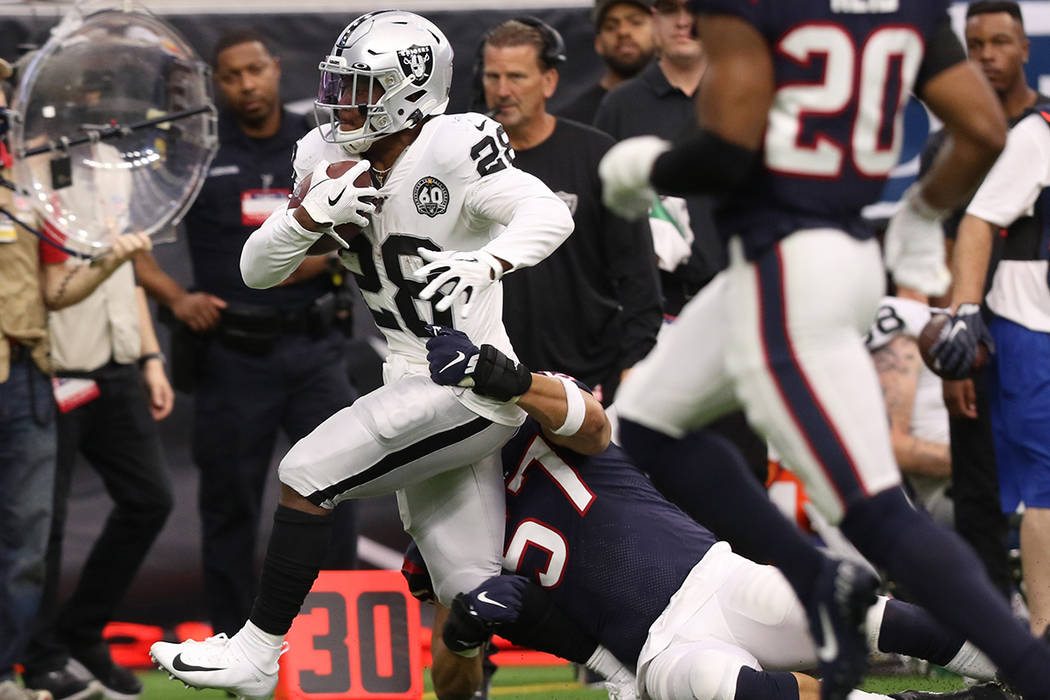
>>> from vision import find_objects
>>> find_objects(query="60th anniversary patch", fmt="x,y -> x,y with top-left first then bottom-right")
413,176 -> 449,217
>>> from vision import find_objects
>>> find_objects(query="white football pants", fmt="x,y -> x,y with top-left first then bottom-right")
616,230 -> 900,522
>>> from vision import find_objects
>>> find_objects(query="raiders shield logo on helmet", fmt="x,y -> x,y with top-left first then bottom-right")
397,45 -> 434,87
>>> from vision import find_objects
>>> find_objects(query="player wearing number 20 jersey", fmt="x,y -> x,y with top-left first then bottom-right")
702,0 -> 952,259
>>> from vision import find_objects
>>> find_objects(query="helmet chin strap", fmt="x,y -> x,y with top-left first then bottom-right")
339,129 -> 383,155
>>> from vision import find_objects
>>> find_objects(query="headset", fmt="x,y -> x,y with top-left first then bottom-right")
470,16 -> 567,113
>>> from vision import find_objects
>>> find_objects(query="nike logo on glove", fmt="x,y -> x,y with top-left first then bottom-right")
328,187 -> 347,207
440,351 -> 466,374
477,591 -> 507,609
947,321 -> 967,342
815,606 -> 838,663
171,653 -> 226,673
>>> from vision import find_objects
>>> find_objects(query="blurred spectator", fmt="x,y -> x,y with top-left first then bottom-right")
558,0 -> 655,125
594,0 -> 720,316
935,2 -> 1050,634
0,62 -> 154,699
917,0 -> 1047,600
481,18 -> 662,404
20,259 -> 173,700
134,29 -> 358,639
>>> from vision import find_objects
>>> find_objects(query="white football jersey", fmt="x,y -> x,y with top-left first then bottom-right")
291,113 -> 573,425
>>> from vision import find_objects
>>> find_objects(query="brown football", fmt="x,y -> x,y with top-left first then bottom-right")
918,314 -> 990,378
288,160 -> 372,255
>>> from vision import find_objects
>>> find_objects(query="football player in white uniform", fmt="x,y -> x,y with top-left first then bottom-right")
866,291 -> 952,528
150,10 -> 573,699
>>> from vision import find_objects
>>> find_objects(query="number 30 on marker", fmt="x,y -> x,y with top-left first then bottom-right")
276,571 -> 423,700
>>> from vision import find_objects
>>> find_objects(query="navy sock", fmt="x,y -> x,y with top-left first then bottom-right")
841,488 -> 1050,699
735,667 -> 800,700
619,420 -> 824,605
249,505 -> 332,635
878,599 -> 965,666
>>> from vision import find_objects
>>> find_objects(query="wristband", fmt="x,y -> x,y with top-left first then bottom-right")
286,208 -> 326,241
906,184 -> 950,222
138,352 -> 164,368
551,376 -> 586,436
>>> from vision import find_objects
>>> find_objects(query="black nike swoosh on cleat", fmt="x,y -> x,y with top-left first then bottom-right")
171,653 -> 226,673
327,187 -> 347,207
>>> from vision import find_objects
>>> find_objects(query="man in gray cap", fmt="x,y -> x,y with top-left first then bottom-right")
558,0 -> 654,124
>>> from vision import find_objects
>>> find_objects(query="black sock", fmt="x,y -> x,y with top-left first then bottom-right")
501,581 -> 597,664
735,667 -> 800,700
878,599 -> 965,666
841,488 -> 1050,699
249,505 -> 332,635
619,420 -> 824,603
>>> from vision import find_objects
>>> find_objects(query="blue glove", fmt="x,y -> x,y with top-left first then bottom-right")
928,304 -> 994,379
443,575 -> 529,656
425,326 -> 480,388
425,326 -> 532,401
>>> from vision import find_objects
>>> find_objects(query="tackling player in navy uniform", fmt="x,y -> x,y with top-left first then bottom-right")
598,2 -> 1050,699
415,326 -> 1001,700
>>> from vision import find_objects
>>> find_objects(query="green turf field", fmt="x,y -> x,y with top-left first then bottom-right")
138,666 -> 970,700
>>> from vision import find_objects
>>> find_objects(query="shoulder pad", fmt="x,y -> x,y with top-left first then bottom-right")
424,113 -> 515,176
866,297 -> 930,351
291,127 -> 332,183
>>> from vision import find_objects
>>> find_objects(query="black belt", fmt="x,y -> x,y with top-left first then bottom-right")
8,341 -> 28,363
220,305 -> 314,336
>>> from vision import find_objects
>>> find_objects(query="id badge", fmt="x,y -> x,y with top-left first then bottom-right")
242,189 -> 291,226
52,377 -> 100,413
0,213 -> 15,243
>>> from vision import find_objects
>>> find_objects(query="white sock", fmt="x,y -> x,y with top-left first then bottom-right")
586,645 -> 632,683
847,690 -> 890,700
944,641 -> 996,681
865,597 -> 888,653
233,621 -> 286,672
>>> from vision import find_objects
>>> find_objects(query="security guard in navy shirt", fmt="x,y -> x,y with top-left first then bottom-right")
135,29 -> 358,638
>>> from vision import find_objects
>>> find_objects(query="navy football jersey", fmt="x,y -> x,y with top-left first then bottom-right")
499,417 -> 717,667
691,0 -> 955,258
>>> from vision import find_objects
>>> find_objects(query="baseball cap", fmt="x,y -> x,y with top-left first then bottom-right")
592,0 -> 653,27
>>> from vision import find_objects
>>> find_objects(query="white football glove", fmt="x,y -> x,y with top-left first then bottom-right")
299,159 -> 379,230
598,135 -> 670,220
884,185 -> 951,297
414,248 -> 505,319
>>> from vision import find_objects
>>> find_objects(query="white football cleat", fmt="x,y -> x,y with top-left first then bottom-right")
149,634 -> 285,700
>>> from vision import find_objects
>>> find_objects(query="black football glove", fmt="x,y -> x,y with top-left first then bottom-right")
425,326 -> 532,402
928,303 -> 994,379
442,574 -> 529,657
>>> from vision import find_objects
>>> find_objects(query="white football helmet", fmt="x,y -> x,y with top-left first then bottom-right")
315,9 -> 453,154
